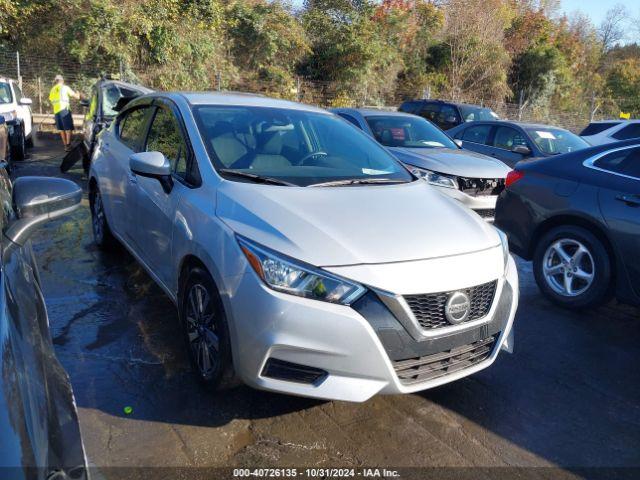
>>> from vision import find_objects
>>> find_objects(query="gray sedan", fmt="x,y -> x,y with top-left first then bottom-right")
449,120 -> 590,168
332,108 -> 511,221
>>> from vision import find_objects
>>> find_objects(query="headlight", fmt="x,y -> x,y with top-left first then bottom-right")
237,236 -> 366,305
495,228 -> 510,272
409,166 -> 458,189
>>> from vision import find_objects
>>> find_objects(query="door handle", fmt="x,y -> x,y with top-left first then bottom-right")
616,194 -> 640,207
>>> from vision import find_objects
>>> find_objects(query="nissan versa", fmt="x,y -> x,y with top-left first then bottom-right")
88,92 -> 519,402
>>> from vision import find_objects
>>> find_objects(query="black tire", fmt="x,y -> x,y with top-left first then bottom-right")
25,131 -> 34,148
533,225 -> 612,309
11,126 -> 26,161
90,185 -> 119,250
180,267 -> 234,390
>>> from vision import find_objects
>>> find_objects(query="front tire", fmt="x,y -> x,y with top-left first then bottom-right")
90,186 -> 118,250
180,267 -> 234,389
11,125 -> 26,161
533,225 -> 612,309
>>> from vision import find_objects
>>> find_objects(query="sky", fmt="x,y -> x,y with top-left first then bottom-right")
559,0 -> 626,26
288,0 -> 631,27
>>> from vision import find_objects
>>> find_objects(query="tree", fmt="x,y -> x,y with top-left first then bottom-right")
431,0 -> 513,102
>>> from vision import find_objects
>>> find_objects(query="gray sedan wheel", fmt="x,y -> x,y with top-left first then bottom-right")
533,225 -> 612,309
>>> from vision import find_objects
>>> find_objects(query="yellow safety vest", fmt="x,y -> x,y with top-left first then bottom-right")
49,84 -> 73,114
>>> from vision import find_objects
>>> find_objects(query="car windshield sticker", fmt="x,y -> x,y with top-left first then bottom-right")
536,131 -> 556,140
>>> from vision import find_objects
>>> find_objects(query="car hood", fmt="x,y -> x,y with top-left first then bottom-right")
389,147 -> 511,178
216,179 -> 500,267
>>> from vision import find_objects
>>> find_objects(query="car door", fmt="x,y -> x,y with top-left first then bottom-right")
0,170 -> 87,477
11,82 -> 32,138
102,104 -> 154,243
83,84 -> 99,149
488,125 -> 533,167
590,146 -> 640,299
454,123 -> 495,157
133,100 -> 198,287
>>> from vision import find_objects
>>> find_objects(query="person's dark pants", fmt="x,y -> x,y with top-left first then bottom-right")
54,109 -> 74,131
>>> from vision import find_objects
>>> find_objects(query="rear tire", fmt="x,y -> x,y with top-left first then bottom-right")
533,225 -> 612,309
11,126 -> 26,161
90,186 -> 118,250
180,267 -> 234,390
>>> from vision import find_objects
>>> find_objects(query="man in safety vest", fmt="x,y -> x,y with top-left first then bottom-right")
49,74 -> 80,151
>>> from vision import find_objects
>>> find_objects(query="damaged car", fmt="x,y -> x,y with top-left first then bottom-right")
333,108 -> 511,222
80,78 -> 152,160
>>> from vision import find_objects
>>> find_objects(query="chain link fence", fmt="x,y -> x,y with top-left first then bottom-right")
0,50 -> 632,133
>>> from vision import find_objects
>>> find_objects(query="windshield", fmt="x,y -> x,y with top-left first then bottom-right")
525,127 -> 590,155
459,105 -> 499,122
102,84 -> 144,117
194,106 -> 414,187
365,115 -> 458,149
0,83 -> 12,104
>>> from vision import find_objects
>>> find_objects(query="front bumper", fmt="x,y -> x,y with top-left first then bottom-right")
224,253 -> 519,402
435,186 -> 498,221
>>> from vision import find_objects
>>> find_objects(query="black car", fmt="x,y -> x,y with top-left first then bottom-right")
398,99 -> 499,130
0,172 -> 86,477
80,78 -> 152,159
495,140 -> 640,308
448,120 -> 591,168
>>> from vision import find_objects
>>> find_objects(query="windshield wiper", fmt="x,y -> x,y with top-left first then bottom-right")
218,169 -> 296,186
309,178 -> 410,187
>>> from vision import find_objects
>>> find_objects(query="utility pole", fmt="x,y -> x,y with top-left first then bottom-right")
37,77 -> 42,114
16,51 -> 22,90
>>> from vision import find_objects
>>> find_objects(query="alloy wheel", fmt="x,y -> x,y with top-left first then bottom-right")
542,239 -> 595,297
185,283 -> 219,378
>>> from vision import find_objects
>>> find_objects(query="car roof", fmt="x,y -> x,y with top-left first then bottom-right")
178,92 -> 329,114
404,99 -> 493,109
587,119 -> 640,124
456,120 -> 567,130
333,107 -> 412,118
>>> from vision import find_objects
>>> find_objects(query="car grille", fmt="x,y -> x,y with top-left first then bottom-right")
457,177 -> 505,196
404,280 -> 497,329
393,335 -> 497,385
475,208 -> 495,219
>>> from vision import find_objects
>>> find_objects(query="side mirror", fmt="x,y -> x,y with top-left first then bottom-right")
18,98 -> 32,106
454,139 -> 463,148
5,177 -> 82,246
79,99 -> 90,108
129,151 -> 173,193
512,145 -> 531,156
0,115 -> 5,125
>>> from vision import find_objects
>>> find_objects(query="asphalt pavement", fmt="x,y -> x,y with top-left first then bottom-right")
10,135 -> 640,479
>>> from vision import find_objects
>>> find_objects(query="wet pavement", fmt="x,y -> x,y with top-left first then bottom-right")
11,136 -> 640,477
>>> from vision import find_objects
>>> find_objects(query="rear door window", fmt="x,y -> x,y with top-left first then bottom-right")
611,124 -> 640,141
593,147 -> 640,178
459,124 -> 492,145
435,105 -> 460,129
580,122 -> 620,136
118,107 -> 150,152
418,103 -> 440,123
